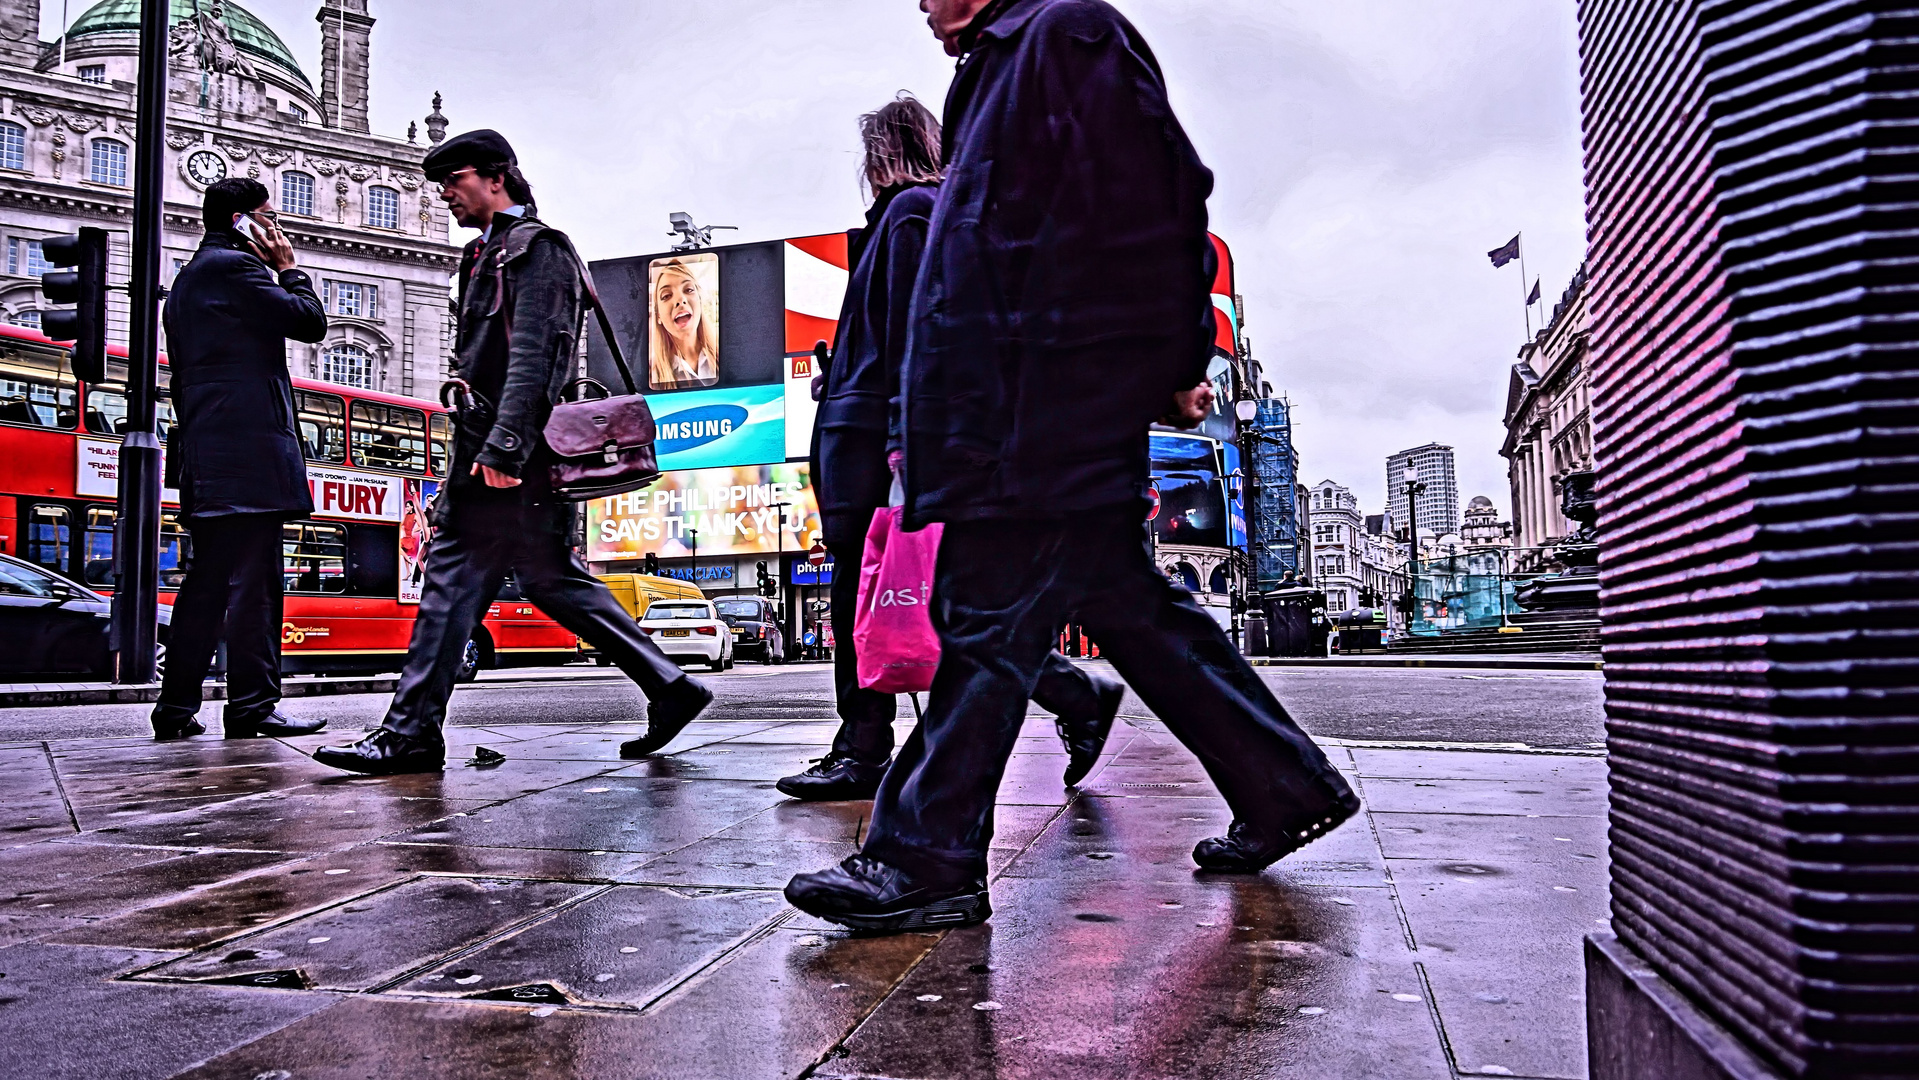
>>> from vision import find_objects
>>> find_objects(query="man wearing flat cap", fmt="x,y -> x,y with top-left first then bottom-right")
315,130 -> 712,774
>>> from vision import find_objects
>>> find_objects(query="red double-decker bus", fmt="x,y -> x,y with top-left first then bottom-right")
0,324 -> 579,679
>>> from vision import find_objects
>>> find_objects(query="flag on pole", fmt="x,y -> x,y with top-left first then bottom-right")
1526,277 -> 1542,304
1487,235 -> 1521,268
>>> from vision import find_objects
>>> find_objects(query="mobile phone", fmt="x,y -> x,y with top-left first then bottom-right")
233,213 -> 268,247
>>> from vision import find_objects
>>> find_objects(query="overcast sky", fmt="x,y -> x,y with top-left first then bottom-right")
60,0 -> 1585,520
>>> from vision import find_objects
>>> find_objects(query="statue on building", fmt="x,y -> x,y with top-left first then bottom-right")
167,0 -> 258,78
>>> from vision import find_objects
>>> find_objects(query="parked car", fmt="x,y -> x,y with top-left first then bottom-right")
583,572 -> 707,665
0,551 -> 170,678
713,596 -> 785,664
637,598 -> 733,671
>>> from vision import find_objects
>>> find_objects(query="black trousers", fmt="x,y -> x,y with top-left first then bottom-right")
861,508 -> 1353,883
823,521 -> 1103,765
380,496 -> 687,744
156,512 -> 285,722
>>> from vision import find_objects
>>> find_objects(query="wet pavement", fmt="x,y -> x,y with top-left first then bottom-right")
0,665 -> 1608,1079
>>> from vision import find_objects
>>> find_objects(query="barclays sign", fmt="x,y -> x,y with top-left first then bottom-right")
650,384 -> 785,470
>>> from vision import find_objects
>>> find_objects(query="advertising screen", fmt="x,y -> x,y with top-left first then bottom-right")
587,463 -> 821,562
651,383 -> 785,471
645,253 -> 721,390
1150,432 -> 1228,550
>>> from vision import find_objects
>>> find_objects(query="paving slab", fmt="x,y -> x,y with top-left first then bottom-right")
0,943 -> 332,1080
1359,776 -> 1607,817
630,837 -> 862,889
1351,747 -> 1607,784
2,797 -> 78,847
394,775 -> 782,854
139,875 -> 594,991
69,784 -> 489,853
1374,811 -> 1610,864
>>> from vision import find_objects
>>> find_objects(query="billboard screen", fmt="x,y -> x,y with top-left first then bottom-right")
587,462 -> 821,562
651,383 -> 785,471
644,252 -> 721,390
1150,432 -> 1228,550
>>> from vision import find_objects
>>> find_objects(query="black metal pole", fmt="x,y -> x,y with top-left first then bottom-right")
111,0 -> 168,683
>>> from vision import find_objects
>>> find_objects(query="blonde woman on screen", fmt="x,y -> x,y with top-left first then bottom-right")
648,258 -> 719,388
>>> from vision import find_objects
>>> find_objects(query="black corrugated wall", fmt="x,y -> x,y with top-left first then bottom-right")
1579,0 -> 1919,1075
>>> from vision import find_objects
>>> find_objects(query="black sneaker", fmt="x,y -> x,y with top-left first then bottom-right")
1058,675 -> 1125,787
784,854 -> 991,933
620,678 -> 714,758
312,729 -> 445,775
1192,786 -> 1362,873
776,753 -> 889,801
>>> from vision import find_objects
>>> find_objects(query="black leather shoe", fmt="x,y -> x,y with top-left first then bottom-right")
1193,788 -> 1362,873
784,854 -> 990,933
619,678 -> 714,758
151,707 -> 206,742
312,729 -> 445,775
776,753 -> 888,801
1058,675 -> 1125,787
225,710 -> 328,739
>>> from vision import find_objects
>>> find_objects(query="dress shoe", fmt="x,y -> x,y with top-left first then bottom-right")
619,678 -> 715,758
776,753 -> 889,801
151,706 -> 206,742
1192,787 -> 1362,873
312,729 -> 445,775
785,854 -> 990,933
1057,675 -> 1126,787
225,710 -> 328,739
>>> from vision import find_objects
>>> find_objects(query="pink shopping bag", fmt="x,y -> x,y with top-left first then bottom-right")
853,505 -> 945,693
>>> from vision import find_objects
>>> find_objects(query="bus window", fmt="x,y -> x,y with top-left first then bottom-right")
82,384 -> 177,442
296,390 -> 347,463
81,508 -> 190,588
26,504 -> 71,576
429,412 -> 450,476
350,401 -> 427,474
283,521 -> 348,594
0,342 -> 77,430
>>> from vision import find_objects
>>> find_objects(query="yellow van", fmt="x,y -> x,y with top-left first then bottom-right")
581,573 -> 706,662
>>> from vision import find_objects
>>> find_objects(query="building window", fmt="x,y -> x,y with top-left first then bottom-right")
9,310 -> 39,329
77,64 -> 106,84
319,343 -> 373,390
324,279 -> 379,319
287,103 -> 307,123
281,171 -> 315,217
88,138 -> 127,186
364,186 -> 399,230
0,122 -> 24,171
8,238 -> 49,277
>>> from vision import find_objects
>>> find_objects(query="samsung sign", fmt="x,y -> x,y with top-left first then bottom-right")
650,384 -> 785,470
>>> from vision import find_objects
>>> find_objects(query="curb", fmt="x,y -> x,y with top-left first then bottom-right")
0,675 -> 404,709
1250,655 -> 1603,671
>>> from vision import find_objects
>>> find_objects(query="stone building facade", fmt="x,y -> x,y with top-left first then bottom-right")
1307,479 -> 1364,613
1501,267 -> 1592,570
0,0 -> 458,398
1460,494 -> 1512,551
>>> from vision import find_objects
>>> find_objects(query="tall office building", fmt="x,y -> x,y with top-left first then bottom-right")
1384,443 -> 1459,540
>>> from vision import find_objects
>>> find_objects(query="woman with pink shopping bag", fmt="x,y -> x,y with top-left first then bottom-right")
777,94 -> 1123,803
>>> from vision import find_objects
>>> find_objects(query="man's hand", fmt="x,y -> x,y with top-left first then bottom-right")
471,462 -> 521,489
1160,381 -> 1215,429
244,212 -> 297,272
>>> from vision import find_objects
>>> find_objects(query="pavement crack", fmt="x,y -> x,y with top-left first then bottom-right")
43,740 -> 80,833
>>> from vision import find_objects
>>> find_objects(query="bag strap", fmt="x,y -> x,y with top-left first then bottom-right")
496,218 -> 641,397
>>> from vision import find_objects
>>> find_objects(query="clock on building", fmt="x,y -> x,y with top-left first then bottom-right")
184,150 -> 227,187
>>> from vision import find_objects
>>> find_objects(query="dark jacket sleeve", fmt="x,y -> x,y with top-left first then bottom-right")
218,255 -> 328,344
884,208 -> 931,456
476,236 -> 581,477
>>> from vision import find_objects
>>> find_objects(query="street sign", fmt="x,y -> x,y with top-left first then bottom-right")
1146,480 -> 1161,521
807,541 -> 827,567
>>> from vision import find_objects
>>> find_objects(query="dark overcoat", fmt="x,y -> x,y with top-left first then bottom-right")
162,231 -> 327,519
900,0 -> 1217,527
810,182 -> 937,541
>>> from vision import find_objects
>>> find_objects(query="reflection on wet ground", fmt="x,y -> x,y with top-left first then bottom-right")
0,709 -> 1608,1079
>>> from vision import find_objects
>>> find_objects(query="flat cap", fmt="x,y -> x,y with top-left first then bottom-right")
422,129 -> 516,182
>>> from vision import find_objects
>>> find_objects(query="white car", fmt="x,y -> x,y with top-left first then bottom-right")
638,599 -> 734,671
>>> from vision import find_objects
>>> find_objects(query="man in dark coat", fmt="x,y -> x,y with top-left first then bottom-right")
787,95 -> 1123,802
785,0 -> 1358,932
314,130 -> 710,775
149,178 -> 330,741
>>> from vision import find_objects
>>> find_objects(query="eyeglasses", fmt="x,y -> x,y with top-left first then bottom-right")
435,167 -> 478,193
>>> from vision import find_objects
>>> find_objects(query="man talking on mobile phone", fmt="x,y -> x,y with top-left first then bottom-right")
314,130 -> 712,775
149,177 -> 330,742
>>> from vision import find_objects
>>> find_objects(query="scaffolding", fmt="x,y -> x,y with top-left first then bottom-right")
1249,398 -> 1299,590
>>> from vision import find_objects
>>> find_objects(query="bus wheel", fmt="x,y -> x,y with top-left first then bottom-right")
455,639 -> 483,683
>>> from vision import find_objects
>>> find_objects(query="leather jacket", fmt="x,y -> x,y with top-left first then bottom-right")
445,210 -> 586,505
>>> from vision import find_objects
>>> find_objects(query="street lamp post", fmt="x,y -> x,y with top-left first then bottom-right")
1402,465 -> 1426,633
687,528 -> 698,587
1235,398 -> 1261,603
772,501 -> 792,659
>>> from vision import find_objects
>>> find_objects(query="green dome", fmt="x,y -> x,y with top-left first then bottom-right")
66,0 -> 312,89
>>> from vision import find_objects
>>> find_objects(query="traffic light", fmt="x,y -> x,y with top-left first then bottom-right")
41,228 -> 109,384
642,552 -> 660,576
756,561 -> 773,597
